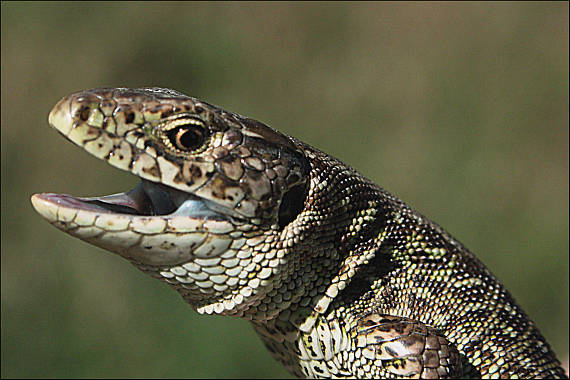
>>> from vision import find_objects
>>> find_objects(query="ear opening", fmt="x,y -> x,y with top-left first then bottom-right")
277,181 -> 308,229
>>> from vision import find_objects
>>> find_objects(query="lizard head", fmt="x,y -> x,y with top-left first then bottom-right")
32,88 -> 315,318
32,88 -> 386,321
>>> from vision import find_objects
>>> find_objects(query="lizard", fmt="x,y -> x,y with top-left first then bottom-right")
31,87 -> 567,379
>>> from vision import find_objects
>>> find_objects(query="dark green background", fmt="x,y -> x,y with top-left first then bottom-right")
2,2 -> 568,378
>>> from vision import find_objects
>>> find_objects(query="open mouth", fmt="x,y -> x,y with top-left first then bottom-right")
34,179 -> 245,222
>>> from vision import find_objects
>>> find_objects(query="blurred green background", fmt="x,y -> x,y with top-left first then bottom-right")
1,2 -> 568,378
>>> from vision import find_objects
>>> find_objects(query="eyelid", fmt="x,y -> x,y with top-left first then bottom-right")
162,115 -> 205,131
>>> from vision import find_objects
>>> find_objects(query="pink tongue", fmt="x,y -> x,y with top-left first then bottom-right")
34,182 -> 153,215
79,182 -> 152,214
31,193 -> 138,214
37,180 -> 188,216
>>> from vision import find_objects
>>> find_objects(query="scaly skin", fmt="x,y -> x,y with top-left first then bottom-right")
31,88 -> 567,378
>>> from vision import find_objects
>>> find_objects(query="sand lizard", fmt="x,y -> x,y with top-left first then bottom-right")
31,88 -> 567,378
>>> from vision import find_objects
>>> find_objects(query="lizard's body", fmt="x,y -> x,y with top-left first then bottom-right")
32,88 -> 566,378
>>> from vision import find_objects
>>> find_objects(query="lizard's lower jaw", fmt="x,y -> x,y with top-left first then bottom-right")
30,179 -> 243,266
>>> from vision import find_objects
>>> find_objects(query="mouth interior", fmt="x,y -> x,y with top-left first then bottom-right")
75,180 -> 239,221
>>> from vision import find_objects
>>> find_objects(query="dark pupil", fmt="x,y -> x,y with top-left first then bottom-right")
170,125 -> 204,151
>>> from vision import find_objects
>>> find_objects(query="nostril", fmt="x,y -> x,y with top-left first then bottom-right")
78,106 -> 91,121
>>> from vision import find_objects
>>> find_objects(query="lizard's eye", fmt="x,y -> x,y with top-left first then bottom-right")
161,116 -> 209,153
167,125 -> 206,151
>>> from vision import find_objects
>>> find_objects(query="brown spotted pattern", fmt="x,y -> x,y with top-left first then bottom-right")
33,88 -> 568,379
48,87 -> 309,226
